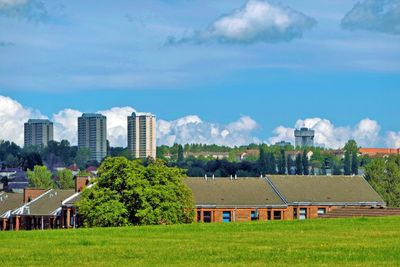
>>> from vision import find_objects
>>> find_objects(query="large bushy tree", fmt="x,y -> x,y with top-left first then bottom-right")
78,157 -> 194,227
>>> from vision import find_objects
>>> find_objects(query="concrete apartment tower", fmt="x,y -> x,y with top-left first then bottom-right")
294,128 -> 315,147
24,119 -> 54,148
127,112 -> 156,159
78,113 -> 107,163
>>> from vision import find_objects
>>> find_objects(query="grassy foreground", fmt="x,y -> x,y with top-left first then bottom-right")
1,217 -> 400,266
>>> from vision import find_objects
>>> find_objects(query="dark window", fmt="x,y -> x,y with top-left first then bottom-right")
222,211 -> 231,223
273,211 -> 282,220
203,211 -> 212,223
251,210 -> 258,221
267,211 -> 271,220
293,208 -> 298,219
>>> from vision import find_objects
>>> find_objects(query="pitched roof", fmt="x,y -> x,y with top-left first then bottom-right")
185,177 -> 286,207
267,175 -> 385,205
14,189 -> 75,216
0,192 -> 24,218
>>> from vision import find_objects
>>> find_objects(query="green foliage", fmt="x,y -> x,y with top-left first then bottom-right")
365,156 -> 400,207
78,157 -> 194,227
27,165 -> 56,189
75,148 -> 91,170
177,145 -> 184,162
57,169 -> 74,189
278,150 -> 286,175
78,187 -> 129,227
343,140 -> 359,175
344,150 -> 352,175
302,150 -> 309,175
295,154 -> 303,175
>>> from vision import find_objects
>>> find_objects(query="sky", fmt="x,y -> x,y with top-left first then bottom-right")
0,0 -> 399,148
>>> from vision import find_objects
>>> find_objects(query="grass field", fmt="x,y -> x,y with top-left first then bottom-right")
1,217 -> 400,266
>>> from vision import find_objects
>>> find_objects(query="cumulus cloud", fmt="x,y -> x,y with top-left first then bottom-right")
341,0 -> 400,35
97,107 -> 136,147
52,109 -> 82,145
0,0 -> 48,22
386,131 -> 400,147
166,0 -> 316,45
269,118 -> 381,149
0,95 -> 46,146
157,115 -> 260,146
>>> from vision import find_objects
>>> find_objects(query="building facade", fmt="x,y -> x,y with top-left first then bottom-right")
78,113 -> 107,163
127,112 -> 156,159
294,128 -> 315,147
24,119 -> 53,148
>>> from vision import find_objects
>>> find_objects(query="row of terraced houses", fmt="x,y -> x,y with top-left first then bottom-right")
1,174 -> 392,231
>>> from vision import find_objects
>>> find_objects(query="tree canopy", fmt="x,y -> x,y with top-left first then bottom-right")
27,165 -> 56,189
78,157 -> 194,227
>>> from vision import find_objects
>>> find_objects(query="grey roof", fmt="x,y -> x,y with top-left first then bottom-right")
185,177 -> 286,207
14,189 -> 75,216
0,192 -> 23,218
80,113 -> 106,118
26,119 -> 52,124
267,175 -> 385,205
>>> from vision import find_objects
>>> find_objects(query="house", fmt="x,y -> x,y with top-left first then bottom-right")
0,192 -> 24,231
359,148 -> 400,158
267,175 -> 385,220
185,177 -> 287,223
186,175 -> 385,223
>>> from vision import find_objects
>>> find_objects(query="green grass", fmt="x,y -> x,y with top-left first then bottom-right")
1,217 -> 400,266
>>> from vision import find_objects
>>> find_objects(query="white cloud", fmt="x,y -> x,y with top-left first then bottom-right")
269,118 -> 381,149
167,0 -> 316,45
97,107 -> 135,147
386,131 -> 400,147
52,109 -> 82,145
0,95 -> 46,146
157,115 -> 260,146
342,0 -> 400,35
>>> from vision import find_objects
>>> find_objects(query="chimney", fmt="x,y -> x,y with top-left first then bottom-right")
75,176 -> 90,192
23,188 -> 46,203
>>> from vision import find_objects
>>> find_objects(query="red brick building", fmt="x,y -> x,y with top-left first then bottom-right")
186,175 -> 385,223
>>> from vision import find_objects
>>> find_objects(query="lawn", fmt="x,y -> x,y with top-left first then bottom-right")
1,217 -> 400,266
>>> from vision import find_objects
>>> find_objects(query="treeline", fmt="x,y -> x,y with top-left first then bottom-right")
163,140 -> 364,177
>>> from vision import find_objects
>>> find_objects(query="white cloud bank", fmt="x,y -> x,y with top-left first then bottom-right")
342,0 -> 400,35
166,0 -> 316,45
268,118 -> 382,149
1,95 -> 400,149
0,95 -> 260,147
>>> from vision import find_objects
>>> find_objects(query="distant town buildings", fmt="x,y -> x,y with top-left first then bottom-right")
78,113 -> 107,162
24,119 -> 53,148
127,112 -> 156,159
294,128 -> 315,147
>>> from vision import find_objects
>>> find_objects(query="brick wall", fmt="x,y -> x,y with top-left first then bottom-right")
23,188 -> 47,203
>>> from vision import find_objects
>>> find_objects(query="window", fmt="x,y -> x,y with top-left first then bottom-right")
299,208 -> 307,220
267,211 -> 271,220
203,211 -> 212,223
273,211 -> 282,220
251,210 -> 258,221
318,208 -> 326,216
293,208 -> 298,219
223,211 -> 231,223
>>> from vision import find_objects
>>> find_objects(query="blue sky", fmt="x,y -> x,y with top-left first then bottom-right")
0,0 -> 399,148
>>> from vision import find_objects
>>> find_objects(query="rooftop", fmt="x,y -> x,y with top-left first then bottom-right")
267,175 -> 385,205
0,192 -> 24,218
185,177 -> 286,207
80,113 -> 106,118
26,119 -> 52,124
129,111 -> 156,118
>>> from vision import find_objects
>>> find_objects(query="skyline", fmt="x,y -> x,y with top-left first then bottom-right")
1,0 -> 400,148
